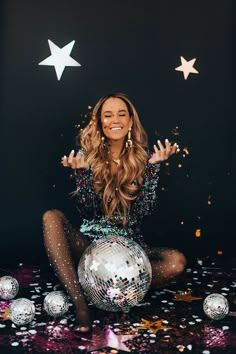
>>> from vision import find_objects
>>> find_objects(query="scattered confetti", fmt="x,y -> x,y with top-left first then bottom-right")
136,319 -> 172,334
0,258 -> 235,353
173,291 -> 202,302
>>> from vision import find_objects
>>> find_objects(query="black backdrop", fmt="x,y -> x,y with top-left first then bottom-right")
0,0 -> 234,264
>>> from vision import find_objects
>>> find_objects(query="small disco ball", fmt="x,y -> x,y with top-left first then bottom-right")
78,235 -> 152,312
44,291 -> 69,318
10,298 -> 35,326
203,293 -> 229,320
0,276 -> 19,300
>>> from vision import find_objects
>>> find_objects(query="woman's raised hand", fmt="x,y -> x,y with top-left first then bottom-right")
148,139 -> 178,164
61,150 -> 89,170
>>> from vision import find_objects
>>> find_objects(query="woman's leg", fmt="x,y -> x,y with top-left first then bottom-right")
42,209 -> 91,332
146,247 -> 187,288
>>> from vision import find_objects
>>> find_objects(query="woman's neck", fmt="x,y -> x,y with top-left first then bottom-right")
108,139 -> 124,159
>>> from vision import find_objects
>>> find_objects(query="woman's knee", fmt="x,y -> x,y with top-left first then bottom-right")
42,209 -> 64,225
169,250 -> 187,274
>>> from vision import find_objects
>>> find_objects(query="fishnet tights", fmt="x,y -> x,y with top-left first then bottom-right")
42,209 -> 91,331
42,210 -> 186,330
146,247 -> 186,288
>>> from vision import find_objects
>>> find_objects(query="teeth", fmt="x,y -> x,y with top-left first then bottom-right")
110,127 -> 122,130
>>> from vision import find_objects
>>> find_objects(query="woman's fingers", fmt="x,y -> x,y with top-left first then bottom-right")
67,150 -> 77,169
157,140 -> 164,151
68,150 -> 75,164
154,144 -> 166,162
76,152 -> 82,158
61,150 -> 76,168
61,155 -> 68,167
75,153 -> 83,168
171,143 -> 178,155
153,144 -> 160,154
61,151 -> 89,170
152,139 -> 179,162
165,139 -> 171,155
157,140 -> 168,160
170,142 -> 179,155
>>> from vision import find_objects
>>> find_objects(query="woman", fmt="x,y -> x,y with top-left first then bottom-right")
43,93 -> 186,333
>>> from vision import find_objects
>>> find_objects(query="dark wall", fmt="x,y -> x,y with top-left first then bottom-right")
0,0 -> 234,264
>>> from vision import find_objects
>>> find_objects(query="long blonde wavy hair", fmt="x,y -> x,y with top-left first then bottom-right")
78,93 -> 148,225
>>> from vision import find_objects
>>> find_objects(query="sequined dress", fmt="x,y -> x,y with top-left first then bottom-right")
74,160 -> 160,248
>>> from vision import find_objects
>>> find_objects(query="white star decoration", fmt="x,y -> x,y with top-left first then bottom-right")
38,40 -> 81,80
175,56 -> 199,80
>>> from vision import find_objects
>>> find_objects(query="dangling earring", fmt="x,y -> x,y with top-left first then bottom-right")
126,128 -> 133,148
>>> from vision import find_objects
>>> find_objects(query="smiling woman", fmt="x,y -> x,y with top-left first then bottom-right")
79,93 -> 150,220
100,99 -> 133,171
42,92 -> 186,334
101,98 -> 132,144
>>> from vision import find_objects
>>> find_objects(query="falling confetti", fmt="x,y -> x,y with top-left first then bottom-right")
195,229 -> 201,238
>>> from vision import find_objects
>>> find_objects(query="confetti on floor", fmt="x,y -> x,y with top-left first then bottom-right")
0,256 -> 236,353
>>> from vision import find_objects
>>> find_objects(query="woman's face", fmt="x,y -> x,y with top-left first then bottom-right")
100,97 -> 133,143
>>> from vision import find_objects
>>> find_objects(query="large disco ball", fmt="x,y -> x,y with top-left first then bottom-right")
10,298 -> 35,325
44,291 -> 69,318
203,293 -> 229,320
0,276 -> 19,300
78,235 -> 152,312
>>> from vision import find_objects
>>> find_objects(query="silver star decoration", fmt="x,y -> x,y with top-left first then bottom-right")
175,56 -> 199,80
83,327 -> 140,352
38,39 -> 81,80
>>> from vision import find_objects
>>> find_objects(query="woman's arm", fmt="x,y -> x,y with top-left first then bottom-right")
131,160 -> 160,218
137,138 -> 177,216
141,161 -> 161,216
74,167 -> 100,220
61,149 -> 99,220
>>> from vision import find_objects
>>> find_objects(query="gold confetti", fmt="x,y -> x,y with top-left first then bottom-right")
171,127 -> 180,136
136,319 -> 172,334
0,308 -> 10,321
174,291 -> 202,303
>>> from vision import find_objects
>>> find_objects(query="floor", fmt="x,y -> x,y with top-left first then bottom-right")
0,255 -> 236,353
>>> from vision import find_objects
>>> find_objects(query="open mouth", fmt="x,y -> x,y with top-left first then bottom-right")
110,127 -> 122,131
